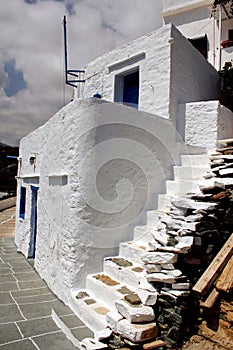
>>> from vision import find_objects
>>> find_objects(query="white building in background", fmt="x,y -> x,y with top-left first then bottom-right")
15,2 -> 233,307
162,0 -> 233,69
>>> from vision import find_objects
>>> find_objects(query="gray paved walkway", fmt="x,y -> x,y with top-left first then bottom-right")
0,237 -> 93,349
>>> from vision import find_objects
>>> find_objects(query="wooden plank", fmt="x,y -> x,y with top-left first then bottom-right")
143,340 -> 166,350
201,288 -> 219,309
193,233 -> 233,296
215,255 -> 233,293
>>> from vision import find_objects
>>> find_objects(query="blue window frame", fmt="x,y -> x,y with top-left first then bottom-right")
19,187 -> 26,219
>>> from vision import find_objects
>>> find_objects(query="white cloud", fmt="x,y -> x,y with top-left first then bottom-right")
0,0 -> 162,146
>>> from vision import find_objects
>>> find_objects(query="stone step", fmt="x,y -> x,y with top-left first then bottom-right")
146,210 -> 160,227
181,154 -> 209,167
166,180 -> 201,195
52,308 -> 94,347
133,225 -> 153,242
119,241 -> 147,265
86,273 -> 133,308
103,257 -> 144,290
157,194 -> 173,212
173,166 -> 208,181
69,290 -> 108,332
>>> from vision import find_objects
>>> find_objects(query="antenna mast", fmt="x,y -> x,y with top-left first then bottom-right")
63,15 -> 85,88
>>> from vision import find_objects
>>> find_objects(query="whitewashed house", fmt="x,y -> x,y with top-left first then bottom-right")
15,1 -> 233,343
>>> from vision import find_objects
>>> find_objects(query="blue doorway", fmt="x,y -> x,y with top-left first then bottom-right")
28,186 -> 39,259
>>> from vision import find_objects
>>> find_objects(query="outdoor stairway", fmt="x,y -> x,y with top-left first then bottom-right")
69,153 -> 212,347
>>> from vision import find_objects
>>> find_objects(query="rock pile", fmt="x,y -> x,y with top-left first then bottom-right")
139,147 -> 233,348
79,147 -> 233,350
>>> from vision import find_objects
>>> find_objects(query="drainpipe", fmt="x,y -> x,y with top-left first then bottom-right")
219,4 -> 222,71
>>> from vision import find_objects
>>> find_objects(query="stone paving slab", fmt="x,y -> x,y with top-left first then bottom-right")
33,331 -> 79,350
0,322 -> 23,343
11,286 -> 51,298
0,281 -> 19,292
17,279 -> 48,290
0,339 -> 38,350
17,316 -> 60,338
13,271 -> 41,282
0,291 -> 14,304
0,304 -> 25,323
16,292 -> 56,304
0,237 -> 93,349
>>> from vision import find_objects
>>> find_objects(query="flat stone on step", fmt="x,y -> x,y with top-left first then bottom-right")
172,197 -> 216,211
146,273 -> 176,284
106,310 -> 123,331
116,319 -> 158,343
137,288 -> 158,306
115,299 -> 155,323
142,252 -> 177,264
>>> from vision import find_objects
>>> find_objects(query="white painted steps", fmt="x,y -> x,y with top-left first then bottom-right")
119,241 -> 148,265
103,257 -> 144,290
166,180 -> 201,195
174,166 -> 208,181
181,154 -> 210,167
69,290 -> 108,332
69,152 -> 211,346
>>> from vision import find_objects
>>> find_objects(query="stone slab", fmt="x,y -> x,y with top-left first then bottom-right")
142,252 -> 177,264
18,279 -> 47,290
17,316 -> 60,338
0,339 -> 38,350
16,293 -> 56,304
0,282 -> 18,292
0,292 -> 14,304
146,273 -> 176,284
0,304 -> 24,323
115,299 -> 155,323
33,331 -> 78,350
0,274 -> 16,283
19,300 -> 73,319
117,319 -> 158,343
13,271 -> 41,282
71,326 -> 94,341
60,314 -> 85,328
11,286 -> 51,298
0,322 -> 22,344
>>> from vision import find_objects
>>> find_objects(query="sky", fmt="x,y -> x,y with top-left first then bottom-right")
0,0 -> 163,146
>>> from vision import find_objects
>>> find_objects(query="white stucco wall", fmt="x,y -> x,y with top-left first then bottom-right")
163,1 -> 233,69
15,98 -> 191,303
170,25 -> 220,125
183,100 -> 233,151
83,24 -> 172,119
83,23 -> 220,129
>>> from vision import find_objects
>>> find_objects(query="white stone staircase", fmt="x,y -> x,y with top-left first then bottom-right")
68,153 -> 211,347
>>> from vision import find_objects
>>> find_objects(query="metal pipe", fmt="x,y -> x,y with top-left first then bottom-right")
219,4 -> 222,71
63,15 -> 68,84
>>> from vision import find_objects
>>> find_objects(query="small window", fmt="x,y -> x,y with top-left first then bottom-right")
189,35 -> 208,59
114,69 -> 139,109
19,187 -> 26,219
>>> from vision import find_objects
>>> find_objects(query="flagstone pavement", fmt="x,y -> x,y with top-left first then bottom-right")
0,211 -> 93,349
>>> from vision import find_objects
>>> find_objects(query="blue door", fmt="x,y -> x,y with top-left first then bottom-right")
123,71 -> 139,108
28,186 -> 39,259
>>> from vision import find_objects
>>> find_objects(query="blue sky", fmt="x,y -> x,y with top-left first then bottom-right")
0,0 -> 163,146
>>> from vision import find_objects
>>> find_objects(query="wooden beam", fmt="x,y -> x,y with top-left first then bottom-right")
216,255 -> 233,293
201,288 -> 219,309
193,233 -> 233,296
